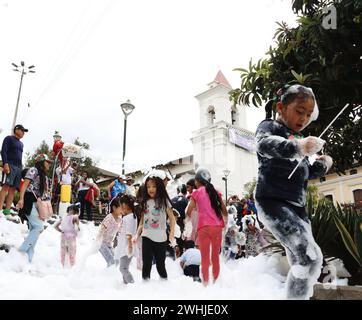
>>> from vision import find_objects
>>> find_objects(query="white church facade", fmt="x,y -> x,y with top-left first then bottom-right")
191,71 -> 258,196
129,71 -> 259,198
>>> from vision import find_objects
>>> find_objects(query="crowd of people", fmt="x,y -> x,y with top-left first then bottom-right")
0,84 -> 335,299
0,140 -> 268,286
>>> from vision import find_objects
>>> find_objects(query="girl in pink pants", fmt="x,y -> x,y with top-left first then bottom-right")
55,205 -> 80,267
186,168 -> 227,285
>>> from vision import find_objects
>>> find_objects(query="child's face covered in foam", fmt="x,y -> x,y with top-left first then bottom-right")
278,97 -> 315,132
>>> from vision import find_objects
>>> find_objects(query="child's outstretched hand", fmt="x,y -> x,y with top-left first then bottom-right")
169,237 -> 177,248
297,136 -> 325,156
316,155 -> 333,172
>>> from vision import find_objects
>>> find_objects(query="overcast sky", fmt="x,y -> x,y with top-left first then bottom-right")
0,0 -> 297,174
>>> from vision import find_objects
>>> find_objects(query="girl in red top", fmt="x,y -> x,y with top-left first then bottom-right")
186,168 -> 227,285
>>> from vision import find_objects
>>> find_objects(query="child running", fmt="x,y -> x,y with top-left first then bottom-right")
114,194 -> 137,284
186,168 -> 228,285
97,196 -> 123,267
134,175 -> 175,281
54,204 -> 80,267
255,84 -> 333,299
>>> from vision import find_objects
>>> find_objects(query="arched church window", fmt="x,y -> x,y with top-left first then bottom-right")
207,106 -> 215,125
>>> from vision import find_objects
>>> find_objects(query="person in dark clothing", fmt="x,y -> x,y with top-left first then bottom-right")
171,184 -> 188,255
75,171 -> 93,220
0,124 -> 28,218
171,184 -> 188,231
228,195 -> 243,223
255,84 -> 333,300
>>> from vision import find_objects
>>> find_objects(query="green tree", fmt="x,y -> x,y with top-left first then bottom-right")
230,0 -> 362,174
25,140 -> 52,168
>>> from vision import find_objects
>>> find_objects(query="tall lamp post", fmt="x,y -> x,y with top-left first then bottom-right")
222,169 -> 231,204
120,99 -> 135,175
11,61 -> 35,131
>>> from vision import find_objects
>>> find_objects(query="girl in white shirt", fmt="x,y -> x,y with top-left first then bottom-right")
114,194 -> 137,284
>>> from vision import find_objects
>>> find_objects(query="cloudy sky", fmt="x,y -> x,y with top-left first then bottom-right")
0,0 -> 297,174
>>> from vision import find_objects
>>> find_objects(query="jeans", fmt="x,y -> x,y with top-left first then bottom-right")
119,255 -> 134,284
99,243 -> 115,267
19,204 -> 44,262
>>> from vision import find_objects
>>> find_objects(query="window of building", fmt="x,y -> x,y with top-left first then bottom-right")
320,177 -> 326,183
231,106 -> 238,125
350,169 -> 358,175
207,106 -> 215,125
353,189 -> 362,205
325,194 -> 334,202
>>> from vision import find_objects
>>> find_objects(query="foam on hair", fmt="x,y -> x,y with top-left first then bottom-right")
281,84 -> 319,129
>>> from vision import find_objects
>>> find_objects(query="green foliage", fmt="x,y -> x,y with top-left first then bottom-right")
332,204 -> 362,266
230,0 -> 362,174
306,184 -> 320,206
307,197 -> 342,260
243,178 -> 257,198
25,140 -> 52,168
263,189 -> 362,284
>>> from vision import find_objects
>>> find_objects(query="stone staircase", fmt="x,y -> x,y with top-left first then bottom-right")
90,201 -> 107,226
311,284 -> 362,300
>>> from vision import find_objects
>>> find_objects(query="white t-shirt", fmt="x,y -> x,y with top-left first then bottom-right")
78,178 -> 94,191
115,213 -> 137,259
56,167 -> 74,185
180,248 -> 201,266
141,199 -> 171,243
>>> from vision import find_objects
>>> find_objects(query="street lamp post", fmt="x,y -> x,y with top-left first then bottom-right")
11,61 -> 35,131
120,99 -> 135,175
222,169 -> 231,204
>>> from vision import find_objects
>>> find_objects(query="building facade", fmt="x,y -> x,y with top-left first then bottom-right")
309,165 -> 362,207
191,71 -> 258,196
126,71 -> 259,199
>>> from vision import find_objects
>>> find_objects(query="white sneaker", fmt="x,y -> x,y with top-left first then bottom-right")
10,208 -> 18,215
5,215 -> 20,223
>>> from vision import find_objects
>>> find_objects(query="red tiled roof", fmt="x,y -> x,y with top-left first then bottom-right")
214,70 -> 231,88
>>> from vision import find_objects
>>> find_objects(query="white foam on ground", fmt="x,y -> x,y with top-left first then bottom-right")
0,217 -> 287,300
